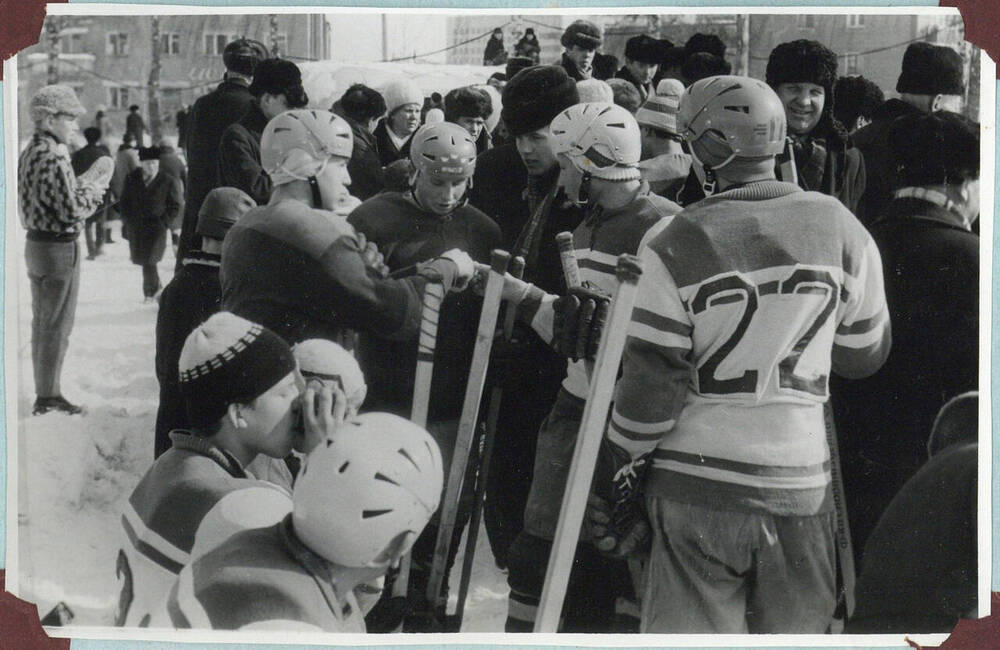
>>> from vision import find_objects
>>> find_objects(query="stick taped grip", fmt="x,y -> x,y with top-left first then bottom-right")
557,231 -> 581,288
509,255 -> 526,281
490,249 -> 511,274
615,254 -> 643,284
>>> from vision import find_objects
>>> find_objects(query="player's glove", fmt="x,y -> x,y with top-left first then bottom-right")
584,438 -> 651,560
552,285 -> 610,362
355,231 -> 389,278
417,248 -> 476,293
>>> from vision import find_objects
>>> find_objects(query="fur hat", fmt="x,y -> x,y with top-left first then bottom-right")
506,56 -> 535,80
833,75 -> 885,128
684,33 -> 726,59
138,146 -> 162,161
625,34 -> 663,64
178,313 -> 297,429
607,78 -> 642,114
635,78 -> 684,134
889,110 -> 979,186
896,42 -> 964,96
197,187 -> 256,240
339,84 -> 387,123
502,65 -> 580,136
444,86 -> 494,122
576,78 -> 614,104
382,79 -> 424,117
30,84 -> 86,122
249,58 -> 308,108
766,39 -> 848,146
223,38 -> 269,77
682,52 -> 732,84
561,20 -> 602,51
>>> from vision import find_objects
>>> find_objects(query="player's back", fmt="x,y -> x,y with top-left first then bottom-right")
635,181 -> 889,515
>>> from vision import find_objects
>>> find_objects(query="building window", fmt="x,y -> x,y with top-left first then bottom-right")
797,15 -> 816,28
61,33 -> 85,54
160,33 -> 180,56
847,14 -> 866,28
108,86 -> 130,109
845,53 -> 860,75
106,32 -> 129,56
204,33 -> 234,56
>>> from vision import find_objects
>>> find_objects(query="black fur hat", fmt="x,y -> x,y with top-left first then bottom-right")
896,42 -> 964,96
502,65 -> 579,136
766,39 -> 848,146
339,84 -> 387,123
684,33 -> 726,59
561,20 -> 602,51
444,86 -> 494,122
889,111 -> 979,186
625,34 -> 664,63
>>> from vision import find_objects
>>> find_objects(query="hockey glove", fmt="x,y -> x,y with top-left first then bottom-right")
584,438 -> 651,560
552,286 -> 610,362
417,249 -> 476,293
355,232 -> 389,278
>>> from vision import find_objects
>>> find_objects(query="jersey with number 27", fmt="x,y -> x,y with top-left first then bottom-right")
608,181 -> 890,517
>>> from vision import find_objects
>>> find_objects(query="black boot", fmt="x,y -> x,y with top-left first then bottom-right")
33,396 -> 84,416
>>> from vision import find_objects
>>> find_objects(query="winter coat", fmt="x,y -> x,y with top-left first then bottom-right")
514,36 -> 541,64
125,111 -> 146,144
154,252 -> 222,457
120,169 -> 183,266
177,77 -> 256,267
483,36 -> 507,66
559,52 -> 590,82
216,103 -> 271,205
614,66 -> 652,104
830,196 -> 978,557
333,108 -> 384,202
348,192 -> 502,421
853,98 -> 923,228
372,118 -> 413,168
111,146 -> 140,201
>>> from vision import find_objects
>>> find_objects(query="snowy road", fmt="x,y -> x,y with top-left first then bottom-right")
13,222 -> 508,632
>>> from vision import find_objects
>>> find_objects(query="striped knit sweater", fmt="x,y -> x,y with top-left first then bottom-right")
608,181 -> 891,516
116,432 -> 292,627
519,186 -> 680,399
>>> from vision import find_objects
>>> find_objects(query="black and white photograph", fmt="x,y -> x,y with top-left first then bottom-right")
3,5 -> 992,643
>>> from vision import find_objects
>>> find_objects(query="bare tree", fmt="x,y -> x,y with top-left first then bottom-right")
148,17 -> 163,141
46,16 -> 63,85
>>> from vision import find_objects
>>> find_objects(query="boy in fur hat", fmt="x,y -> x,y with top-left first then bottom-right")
444,85 -> 495,153
766,39 -> 866,214
615,34 -> 663,102
559,20 -> 602,81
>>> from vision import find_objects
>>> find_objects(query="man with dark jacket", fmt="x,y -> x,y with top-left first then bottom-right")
468,65 -> 582,572
176,38 -> 268,270
333,84 -> 387,202
125,104 -> 146,145
853,42 -> 966,227
217,58 -> 308,205
154,187 -> 256,458
831,110 -> 979,566
614,34 -> 662,103
557,20 -> 602,81
71,127 -> 112,259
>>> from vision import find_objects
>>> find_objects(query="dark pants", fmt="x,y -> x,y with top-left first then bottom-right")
26,239 -> 80,398
643,497 -> 837,633
84,207 -> 107,257
142,264 -> 160,298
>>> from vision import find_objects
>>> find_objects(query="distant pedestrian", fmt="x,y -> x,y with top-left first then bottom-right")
483,28 -> 507,66
125,104 -> 146,145
514,28 -> 540,64
19,84 -> 111,415
120,146 -> 184,301
71,127 -> 112,260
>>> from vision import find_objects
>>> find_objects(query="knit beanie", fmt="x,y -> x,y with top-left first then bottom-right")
444,86 -> 494,122
502,65 -> 580,136
249,58 -> 309,108
30,84 -> 86,122
178,313 -> 297,429
625,34 -> 663,64
576,78 -> 614,104
635,78 -> 684,134
561,20 -> 602,51
197,187 -> 256,240
293,339 -> 367,413
896,42 -> 964,96
424,108 -> 445,124
382,79 -> 424,117
607,78 -> 642,114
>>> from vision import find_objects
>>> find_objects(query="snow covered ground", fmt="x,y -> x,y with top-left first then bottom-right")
12,222 -> 508,632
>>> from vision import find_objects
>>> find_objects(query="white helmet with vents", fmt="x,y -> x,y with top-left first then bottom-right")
292,412 -> 443,567
261,109 -> 353,186
549,102 -> 642,181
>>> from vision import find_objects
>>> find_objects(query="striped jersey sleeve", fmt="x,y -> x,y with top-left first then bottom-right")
832,234 -> 891,378
607,243 -> 693,459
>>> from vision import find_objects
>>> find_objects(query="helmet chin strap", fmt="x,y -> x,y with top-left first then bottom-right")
575,171 -> 593,206
308,176 -> 324,209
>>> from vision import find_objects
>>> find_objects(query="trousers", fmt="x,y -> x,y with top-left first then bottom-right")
26,238 -> 81,398
142,264 -> 161,298
643,497 -> 836,633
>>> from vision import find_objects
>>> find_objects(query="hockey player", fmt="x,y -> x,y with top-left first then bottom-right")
167,412 -> 444,632
492,102 -> 680,632
588,76 -> 891,633
116,312 -> 343,627
220,109 -> 476,348
348,121 -> 500,628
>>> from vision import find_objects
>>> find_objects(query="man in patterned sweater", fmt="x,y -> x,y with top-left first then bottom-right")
19,85 -> 112,415
591,76 -> 891,633
496,103 -> 680,632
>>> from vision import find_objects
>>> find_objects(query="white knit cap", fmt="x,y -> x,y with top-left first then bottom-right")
30,85 -> 86,122
424,108 -> 445,124
635,78 -> 685,135
293,339 -> 367,414
382,79 -> 424,116
576,78 -> 614,104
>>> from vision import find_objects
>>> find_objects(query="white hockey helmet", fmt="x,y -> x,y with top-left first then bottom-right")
292,339 -> 367,414
409,122 -> 477,181
261,109 -> 353,186
292,412 -> 444,567
549,102 -> 642,181
677,75 -> 787,171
